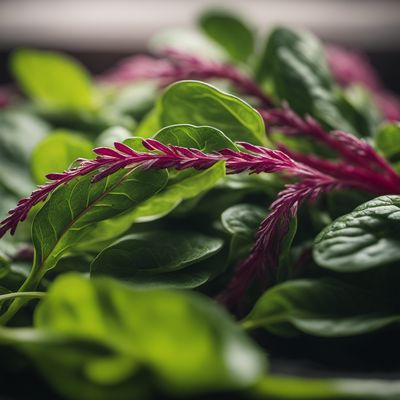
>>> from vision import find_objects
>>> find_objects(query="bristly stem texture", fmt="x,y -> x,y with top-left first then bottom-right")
0,139 -> 333,238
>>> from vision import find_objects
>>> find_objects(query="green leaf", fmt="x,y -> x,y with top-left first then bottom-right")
31,130 -> 94,184
91,231 -> 224,288
336,85 -> 382,137
11,49 -> 95,109
314,195 -> 400,272
199,10 -> 255,63
256,27 -> 355,133
31,168 -> 168,276
221,204 -> 265,239
158,81 -> 266,144
243,278 -> 400,337
76,125 -> 232,249
108,125 -> 235,227
4,274 -> 265,399
375,122 -> 400,170
0,110 -> 50,196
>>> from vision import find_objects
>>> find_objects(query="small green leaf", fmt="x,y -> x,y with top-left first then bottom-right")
221,204 -> 265,239
314,195 -> 400,272
11,49 -> 95,109
31,130 -> 94,184
243,278 -> 400,337
158,81 -> 266,144
91,231 -> 224,287
199,10 -> 255,63
375,122 -> 400,169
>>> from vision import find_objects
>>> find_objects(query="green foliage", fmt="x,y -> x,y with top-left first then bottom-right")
11,49 -> 96,110
31,169 -> 167,276
243,278 -> 400,337
0,110 -> 50,196
153,81 -> 266,144
256,27 -> 379,134
91,231 -> 224,288
109,125 -> 234,226
4,274 -> 265,399
0,10 -> 399,400
375,122 -> 400,170
31,130 -> 94,184
199,10 -> 255,63
314,196 -> 400,272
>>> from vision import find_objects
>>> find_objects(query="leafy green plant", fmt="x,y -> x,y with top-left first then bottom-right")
0,8 -> 400,400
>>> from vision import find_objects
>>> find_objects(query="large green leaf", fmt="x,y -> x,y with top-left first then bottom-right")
91,231 -> 224,288
31,130 -> 94,184
255,27 -> 356,133
157,81 -> 266,144
11,49 -> 95,109
199,11 -> 255,64
2,274 -> 265,399
314,195 -> 400,272
243,278 -> 400,337
31,168 -> 168,276
0,110 -> 50,196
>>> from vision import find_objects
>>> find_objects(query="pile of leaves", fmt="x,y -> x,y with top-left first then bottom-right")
1,9 -> 400,400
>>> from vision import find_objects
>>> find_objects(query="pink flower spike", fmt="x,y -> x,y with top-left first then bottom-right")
114,142 -> 138,156
93,147 -> 124,158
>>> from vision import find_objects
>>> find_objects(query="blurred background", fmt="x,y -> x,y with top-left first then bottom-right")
1,0 -> 400,93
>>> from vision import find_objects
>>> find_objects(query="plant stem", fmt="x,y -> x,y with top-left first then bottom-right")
0,269 -> 44,325
0,291 -> 45,302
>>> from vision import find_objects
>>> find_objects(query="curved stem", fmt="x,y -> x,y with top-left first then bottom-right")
0,291 -> 46,302
0,268 -> 44,325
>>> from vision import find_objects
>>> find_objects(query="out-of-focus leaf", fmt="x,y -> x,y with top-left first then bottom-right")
0,110 -> 49,196
11,49 -> 95,109
199,10 -> 255,63
375,122 -> 400,171
31,130 -> 94,184
2,274 -> 265,399
252,375 -> 400,399
256,27 -> 358,133
243,278 -> 400,337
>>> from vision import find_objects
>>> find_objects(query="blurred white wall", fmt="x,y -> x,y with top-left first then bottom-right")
0,0 -> 399,51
